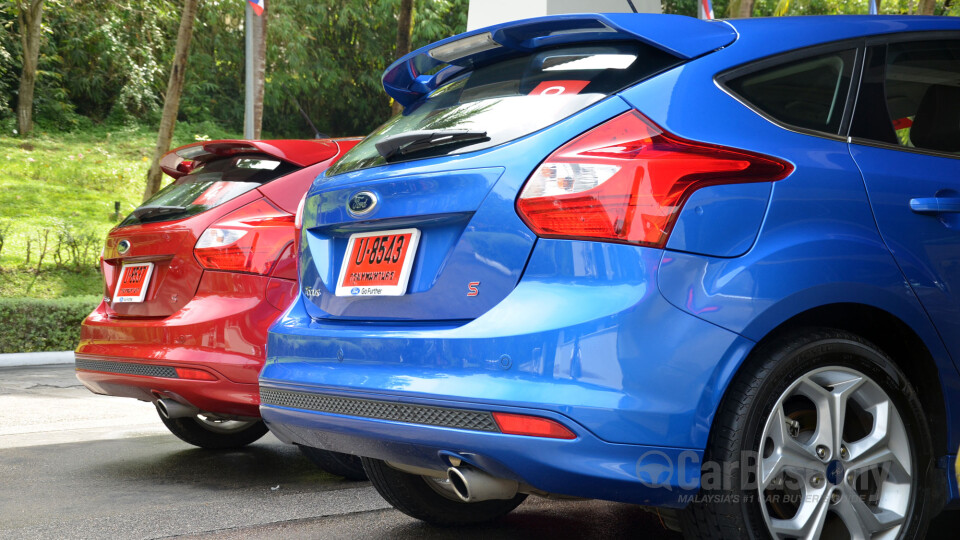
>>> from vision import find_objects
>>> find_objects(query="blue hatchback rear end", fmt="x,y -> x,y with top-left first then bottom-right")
262,14 -> 960,538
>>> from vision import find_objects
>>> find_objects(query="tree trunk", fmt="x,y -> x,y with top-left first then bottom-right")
143,0 -> 200,202
16,0 -> 45,137
391,0 -> 414,116
729,0 -> 754,17
252,0 -> 267,138
918,0 -> 937,14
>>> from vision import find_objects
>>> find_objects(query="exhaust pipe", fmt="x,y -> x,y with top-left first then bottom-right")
156,398 -> 199,419
446,467 -> 518,502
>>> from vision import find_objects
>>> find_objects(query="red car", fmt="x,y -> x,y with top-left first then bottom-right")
75,138 -> 366,478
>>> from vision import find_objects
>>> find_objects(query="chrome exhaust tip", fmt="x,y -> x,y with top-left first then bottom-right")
155,398 -> 199,419
446,466 -> 519,502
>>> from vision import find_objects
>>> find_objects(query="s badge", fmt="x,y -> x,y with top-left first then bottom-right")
467,282 -> 480,297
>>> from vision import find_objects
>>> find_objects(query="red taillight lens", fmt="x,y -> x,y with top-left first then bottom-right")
174,367 -> 218,381
516,111 -> 793,248
491,412 -> 577,440
194,199 -> 295,275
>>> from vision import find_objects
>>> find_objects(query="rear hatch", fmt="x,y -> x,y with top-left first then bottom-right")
300,14 -> 736,322
104,141 -> 339,318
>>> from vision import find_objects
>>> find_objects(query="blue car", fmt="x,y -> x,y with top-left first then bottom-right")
261,14 -> 960,538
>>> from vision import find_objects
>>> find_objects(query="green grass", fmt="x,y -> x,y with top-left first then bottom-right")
0,267 -> 103,299
0,121 -> 241,298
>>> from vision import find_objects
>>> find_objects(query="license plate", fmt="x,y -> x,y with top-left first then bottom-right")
336,229 -> 420,296
113,262 -> 155,303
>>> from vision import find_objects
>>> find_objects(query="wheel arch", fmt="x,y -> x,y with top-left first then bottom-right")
752,303 -> 950,458
699,301 -> 960,506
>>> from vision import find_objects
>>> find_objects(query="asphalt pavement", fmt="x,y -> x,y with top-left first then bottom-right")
0,364 -> 677,539
1,364 -> 958,539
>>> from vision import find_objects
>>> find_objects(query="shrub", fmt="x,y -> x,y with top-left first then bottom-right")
0,295 -> 100,353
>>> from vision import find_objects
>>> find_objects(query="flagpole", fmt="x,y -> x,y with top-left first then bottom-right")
244,1 -> 254,139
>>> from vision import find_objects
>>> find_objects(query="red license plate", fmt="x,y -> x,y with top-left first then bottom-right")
336,229 -> 420,296
113,262 -> 155,303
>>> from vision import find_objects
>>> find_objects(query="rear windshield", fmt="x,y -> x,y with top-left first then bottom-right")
327,43 -> 681,175
119,156 -> 296,226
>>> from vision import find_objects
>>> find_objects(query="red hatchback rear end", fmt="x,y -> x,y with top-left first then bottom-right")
75,138 -> 358,452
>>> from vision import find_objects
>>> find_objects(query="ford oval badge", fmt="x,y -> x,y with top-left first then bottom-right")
117,240 -> 131,254
347,191 -> 378,217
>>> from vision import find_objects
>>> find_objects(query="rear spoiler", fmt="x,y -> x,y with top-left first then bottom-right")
382,13 -> 736,108
160,138 -> 360,180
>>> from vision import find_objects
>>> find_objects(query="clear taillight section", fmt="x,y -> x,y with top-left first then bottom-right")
194,198 -> 295,275
516,111 -> 793,248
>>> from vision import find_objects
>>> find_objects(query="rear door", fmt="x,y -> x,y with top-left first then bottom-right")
848,36 -> 960,359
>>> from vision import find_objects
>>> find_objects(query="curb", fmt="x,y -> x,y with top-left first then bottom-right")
0,351 -> 75,368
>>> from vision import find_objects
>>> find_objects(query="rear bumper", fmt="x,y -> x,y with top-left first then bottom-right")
76,355 -> 260,417
76,271 -> 296,417
262,391 -> 702,507
260,240 -> 756,505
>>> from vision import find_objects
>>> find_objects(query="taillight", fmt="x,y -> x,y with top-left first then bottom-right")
194,198 -> 295,275
516,111 -> 792,248
491,412 -> 576,440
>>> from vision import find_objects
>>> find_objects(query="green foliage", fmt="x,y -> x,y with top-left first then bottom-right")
0,0 -> 468,138
0,295 -> 100,352
663,0 -> 731,17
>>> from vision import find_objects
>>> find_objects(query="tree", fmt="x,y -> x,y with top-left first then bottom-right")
143,0 -> 200,201
919,0 -> 937,14
15,0 -> 45,136
391,0 -> 414,115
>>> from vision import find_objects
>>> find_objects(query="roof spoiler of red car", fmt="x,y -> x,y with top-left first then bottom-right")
381,13 -> 737,108
160,138 -> 360,180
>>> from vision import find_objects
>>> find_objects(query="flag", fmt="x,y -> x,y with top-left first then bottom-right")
247,0 -> 264,16
698,0 -> 714,20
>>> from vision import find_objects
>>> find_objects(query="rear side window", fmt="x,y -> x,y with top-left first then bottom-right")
328,43 -> 682,175
725,49 -> 857,135
868,40 -> 960,154
119,156 -> 296,227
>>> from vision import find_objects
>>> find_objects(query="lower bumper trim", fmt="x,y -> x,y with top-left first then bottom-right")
76,358 -> 178,378
259,387 -> 500,433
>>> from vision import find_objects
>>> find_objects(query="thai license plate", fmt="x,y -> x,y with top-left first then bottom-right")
336,228 -> 420,296
113,262 -> 155,303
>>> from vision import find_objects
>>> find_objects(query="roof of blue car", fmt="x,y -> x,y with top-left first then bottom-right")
382,14 -> 960,108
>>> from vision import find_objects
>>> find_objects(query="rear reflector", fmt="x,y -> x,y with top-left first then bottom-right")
516,110 -> 792,248
491,412 -> 576,439
194,198 -> 295,275
174,367 -> 218,381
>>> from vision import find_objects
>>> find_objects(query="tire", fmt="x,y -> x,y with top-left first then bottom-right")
362,457 -> 527,526
297,445 -> 367,480
681,328 -> 935,539
157,407 -> 268,449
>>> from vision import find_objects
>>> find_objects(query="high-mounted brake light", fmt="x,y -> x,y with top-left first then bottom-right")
194,199 -> 295,275
491,412 -> 577,440
516,111 -> 792,248
202,142 -> 260,157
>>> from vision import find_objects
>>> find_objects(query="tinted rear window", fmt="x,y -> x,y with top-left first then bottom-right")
328,43 -> 681,175
725,49 -> 857,135
119,156 -> 296,227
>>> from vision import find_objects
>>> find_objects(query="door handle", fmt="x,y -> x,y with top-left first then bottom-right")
909,197 -> 960,215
